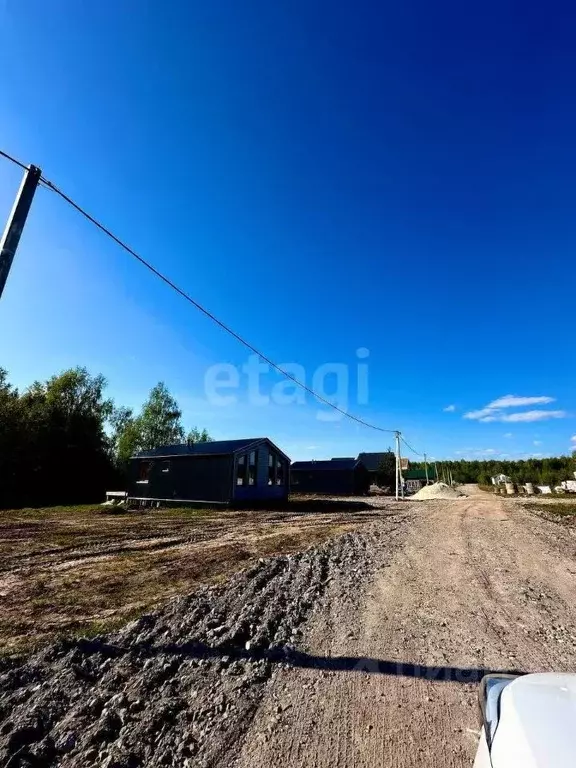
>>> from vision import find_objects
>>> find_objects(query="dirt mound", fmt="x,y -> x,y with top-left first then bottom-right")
0,526 -> 399,768
411,482 -> 465,500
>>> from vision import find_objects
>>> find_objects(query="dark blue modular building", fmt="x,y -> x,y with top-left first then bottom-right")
128,437 -> 290,507
290,458 -> 370,496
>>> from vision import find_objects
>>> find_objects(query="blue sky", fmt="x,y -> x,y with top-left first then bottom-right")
1,0 -> 575,461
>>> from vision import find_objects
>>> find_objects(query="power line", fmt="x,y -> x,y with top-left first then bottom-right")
0,148 -> 28,173
1,146 -> 426,443
401,436 -> 425,458
39,176 -> 401,434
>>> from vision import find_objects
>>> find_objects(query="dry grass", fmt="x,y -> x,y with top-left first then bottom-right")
0,500 -> 390,655
519,498 -> 576,528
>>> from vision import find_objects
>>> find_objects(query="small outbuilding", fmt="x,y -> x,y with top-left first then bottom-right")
403,469 -> 433,493
290,459 -> 370,496
128,438 -> 290,507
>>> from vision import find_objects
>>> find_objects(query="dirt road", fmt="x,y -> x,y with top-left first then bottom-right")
2,490 -> 576,767
235,488 -> 576,768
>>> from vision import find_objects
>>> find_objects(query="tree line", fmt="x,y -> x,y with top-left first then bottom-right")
410,456 -> 576,488
0,367 -> 212,509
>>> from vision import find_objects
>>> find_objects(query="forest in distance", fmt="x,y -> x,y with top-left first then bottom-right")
410,456 -> 575,488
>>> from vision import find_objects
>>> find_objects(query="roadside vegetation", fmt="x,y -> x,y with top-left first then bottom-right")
522,500 -> 576,522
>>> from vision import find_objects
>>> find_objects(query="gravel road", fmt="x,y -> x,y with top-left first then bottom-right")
2,489 -> 576,767
235,487 -> 576,768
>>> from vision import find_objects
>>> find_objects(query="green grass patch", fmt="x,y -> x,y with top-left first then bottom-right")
528,501 -> 576,517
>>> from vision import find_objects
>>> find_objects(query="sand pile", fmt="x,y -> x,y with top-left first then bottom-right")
411,482 -> 465,500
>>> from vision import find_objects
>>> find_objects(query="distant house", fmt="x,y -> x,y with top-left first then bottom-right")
290,459 -> 370,496
403,469 -> 433,493
356,452 -> 395,484
128,438 -> 290,507
491,474 -> 512,485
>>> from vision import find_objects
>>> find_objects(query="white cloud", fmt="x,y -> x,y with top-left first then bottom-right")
498,410 -> 566,423
571,436 -> 576,442
443,404 -> 456,412
306,445 -> 319,450
533,440 -> 542,446
487,394 -> 555,409
464,393 -> 565,424
464,408 -> 497,420
504,433 -> 513,438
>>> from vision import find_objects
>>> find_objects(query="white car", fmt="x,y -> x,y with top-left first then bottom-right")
474,672 -> 576,767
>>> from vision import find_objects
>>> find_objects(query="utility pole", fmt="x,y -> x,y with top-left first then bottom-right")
395,431 -> 404,500
0,164 -> 41,301
394,431 -> 406,501
434,462 -> 439,482
424,452 -> 429,485
395,432 -> 400,500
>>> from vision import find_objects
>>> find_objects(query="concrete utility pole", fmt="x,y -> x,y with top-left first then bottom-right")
395,432 -> 399,500
395,431 -> 404,501
0,164 -> 41,301
424,452 -> 429,485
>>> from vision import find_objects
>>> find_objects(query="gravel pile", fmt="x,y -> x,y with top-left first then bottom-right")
411,482 -> 466,501
0,528 -> 387,768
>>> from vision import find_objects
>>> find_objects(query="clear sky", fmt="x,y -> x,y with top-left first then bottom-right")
1,0 -> 575,462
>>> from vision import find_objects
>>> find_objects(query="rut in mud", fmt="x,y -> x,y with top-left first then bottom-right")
0,519 -> 406,768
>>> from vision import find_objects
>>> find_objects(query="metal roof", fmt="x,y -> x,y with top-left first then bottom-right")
134,437 -> 286,459
403,469 -> 430,480
291,459 -> 362,472
356,452 -> 394,472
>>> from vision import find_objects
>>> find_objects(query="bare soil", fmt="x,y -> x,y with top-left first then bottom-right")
0,499 -> 399,654
2,488 -> 576,767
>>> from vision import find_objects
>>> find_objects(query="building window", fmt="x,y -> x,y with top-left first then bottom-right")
236,455 -> 246,486
137,461 -> 151,483
161,460 -> 170,473
248,451 -> 257,486
276,457 -> 285,486
267,452 -> 286,486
